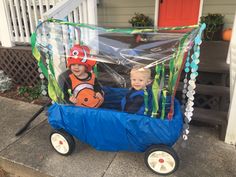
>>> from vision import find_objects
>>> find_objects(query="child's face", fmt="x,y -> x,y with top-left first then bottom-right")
70,64 -> 87,77
130,72 -> 150,90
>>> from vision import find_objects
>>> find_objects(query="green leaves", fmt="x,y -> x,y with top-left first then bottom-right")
128,13 -> 153,27
200,13 -> 224,26
18,85 -> 42,100
151,64 -> 162,117
200,13 -> 224,40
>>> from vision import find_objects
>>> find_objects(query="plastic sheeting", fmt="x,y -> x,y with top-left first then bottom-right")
32,20 -> 206,145
32,19 -> 204,118
48,87 -> 183,152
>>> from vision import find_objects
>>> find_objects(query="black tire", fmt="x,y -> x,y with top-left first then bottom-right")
144,145 -> 179,175
50,129 -> 75,156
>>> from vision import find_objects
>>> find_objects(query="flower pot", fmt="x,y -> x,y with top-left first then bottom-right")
222,28 -> 232,41
132,23 -> 145,28
204,24 -> 224,41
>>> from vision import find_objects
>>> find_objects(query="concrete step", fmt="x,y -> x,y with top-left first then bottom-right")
192,107 -> 228,140
198,62 -> 229,74
178,82 -> 229,96
178,82 -> 229,141
0,96 -> 47,177
199,41 -> 229,74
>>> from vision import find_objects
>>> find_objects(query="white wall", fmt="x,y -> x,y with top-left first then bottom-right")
97,0 -> 155,27
225,13 -> 236,145
202,0 -> 236,28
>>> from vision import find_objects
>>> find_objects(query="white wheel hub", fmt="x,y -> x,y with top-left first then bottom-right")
51,133 -> 70,154
147,151 -> 175,174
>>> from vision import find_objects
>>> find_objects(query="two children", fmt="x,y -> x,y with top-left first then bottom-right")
59,44 -> 104,108
59,44 -> 151,115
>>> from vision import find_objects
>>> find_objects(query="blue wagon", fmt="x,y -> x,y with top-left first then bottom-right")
27,19 -> 205,175
48,87 -> 183,175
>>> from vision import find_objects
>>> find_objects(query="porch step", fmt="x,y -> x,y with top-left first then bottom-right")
178,82 -> 229,140
192,107 -> 228,140
178,82 -> 229,96
198,41 -> 229,74
198,62 -> 229,73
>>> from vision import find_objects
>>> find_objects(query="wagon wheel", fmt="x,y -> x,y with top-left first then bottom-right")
50,130 -> 75,156
144,145 -> 179,175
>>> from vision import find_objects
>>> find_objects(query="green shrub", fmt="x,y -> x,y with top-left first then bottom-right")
129,13 -> 153,27
200,13 -> 224,40
18,85 -> 42,100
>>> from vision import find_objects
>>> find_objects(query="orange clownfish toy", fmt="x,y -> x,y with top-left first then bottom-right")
67,44 -> 103,108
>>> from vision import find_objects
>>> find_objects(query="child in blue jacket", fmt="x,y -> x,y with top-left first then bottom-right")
121,65 -> 152,115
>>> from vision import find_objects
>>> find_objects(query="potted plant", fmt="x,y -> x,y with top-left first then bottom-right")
129,13 -> 153,27
200,13 -> 224,41
129,13 -> 153,42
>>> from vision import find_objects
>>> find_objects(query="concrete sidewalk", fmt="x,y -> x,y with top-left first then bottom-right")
0,96 -> 236,177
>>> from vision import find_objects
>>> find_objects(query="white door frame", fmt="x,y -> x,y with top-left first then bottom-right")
225,12 -> 236,145
154,0 -> 204,27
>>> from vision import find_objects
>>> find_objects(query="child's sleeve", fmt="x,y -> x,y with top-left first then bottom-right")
94,78 -> 104,94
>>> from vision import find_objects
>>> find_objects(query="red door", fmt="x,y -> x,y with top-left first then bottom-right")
158,0 -> 200,27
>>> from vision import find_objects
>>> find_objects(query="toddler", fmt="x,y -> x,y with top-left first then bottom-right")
121,65 -> 152,114
59,44 -> 104,108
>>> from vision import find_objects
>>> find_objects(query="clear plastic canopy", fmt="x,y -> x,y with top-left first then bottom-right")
31,19 -> 205,124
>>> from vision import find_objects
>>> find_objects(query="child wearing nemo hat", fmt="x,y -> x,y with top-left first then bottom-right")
58,44 -> 104,108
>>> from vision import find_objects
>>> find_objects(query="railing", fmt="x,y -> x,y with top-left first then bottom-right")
0,0 -> 97,47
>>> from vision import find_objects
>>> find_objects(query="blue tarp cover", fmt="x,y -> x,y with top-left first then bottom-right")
48,87 -> 183,152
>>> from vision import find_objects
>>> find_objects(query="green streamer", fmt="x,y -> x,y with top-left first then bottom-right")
31,32 -> 49,79
144,89 -> 149,115
169,31 -> 193,94
38,60 -> 49,80
151,64 -> 162,117
94,64 -> 98,78
30,33 -> 36,51
161,89 -> 168,120
48,74 -> 65,103
168,52 -> 176,94
166,31 -> 194,119
160,62 -> 166,119
46,52 -> 55,77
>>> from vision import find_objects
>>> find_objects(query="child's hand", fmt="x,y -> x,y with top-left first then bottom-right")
95,92 -> 104,101
69,95 -> 77,104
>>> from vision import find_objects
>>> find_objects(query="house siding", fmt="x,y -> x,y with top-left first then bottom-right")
97,0 -> 155,27
97,0 -> 236,28
202,0 -> 236,28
